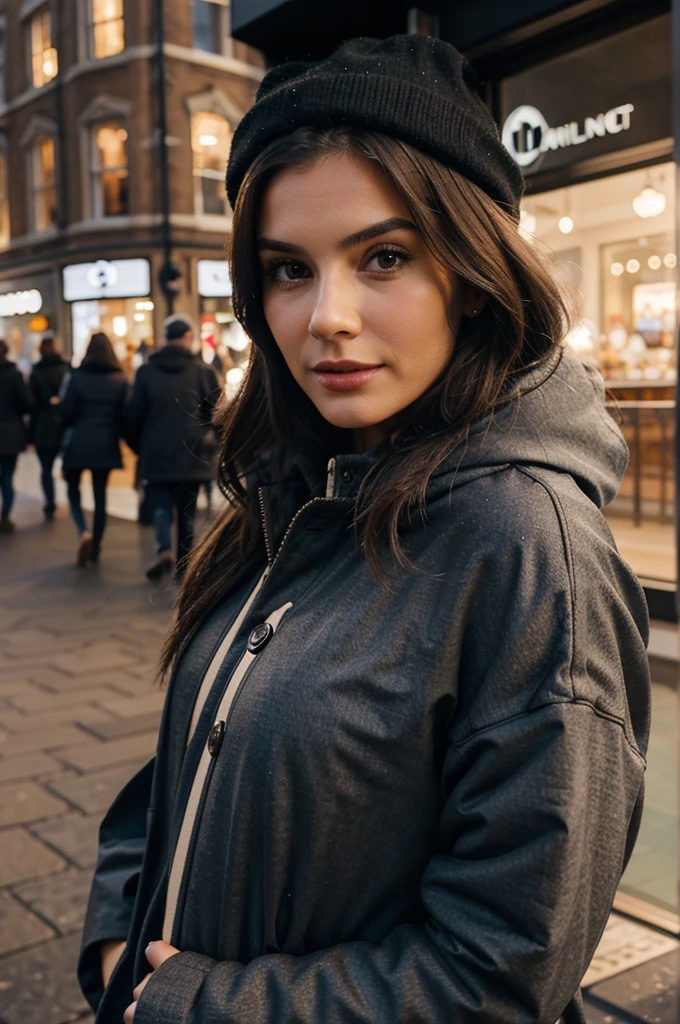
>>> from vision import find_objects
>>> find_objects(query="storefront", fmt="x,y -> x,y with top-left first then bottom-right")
62,258 -> 155,378
0,272 -> 58,373
197,258 -> 250,397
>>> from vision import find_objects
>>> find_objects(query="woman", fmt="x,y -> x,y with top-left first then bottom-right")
0,339 -> 32,533
80,37 -> 650,1024
60,332 -> 126,565
29,334 -> 70,521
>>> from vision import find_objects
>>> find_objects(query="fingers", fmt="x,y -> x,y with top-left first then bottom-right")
123,1001 -> 137,1024
145,940 -> 180,970
132,972 -> 152,1002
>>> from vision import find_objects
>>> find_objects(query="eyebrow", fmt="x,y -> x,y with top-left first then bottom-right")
257,217 -> 418,256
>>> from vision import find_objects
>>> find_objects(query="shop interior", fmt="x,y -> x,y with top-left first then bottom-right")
521,161 -> 676,585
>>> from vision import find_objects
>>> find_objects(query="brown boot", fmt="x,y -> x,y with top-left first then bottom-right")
146,550 -> 175,580
76,532 -> 93,567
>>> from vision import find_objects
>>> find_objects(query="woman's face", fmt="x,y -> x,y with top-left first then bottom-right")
258,152 -> 478,452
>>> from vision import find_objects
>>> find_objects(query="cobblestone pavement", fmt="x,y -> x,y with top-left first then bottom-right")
0,494 -> 174,1024
0,492 -> 678,1024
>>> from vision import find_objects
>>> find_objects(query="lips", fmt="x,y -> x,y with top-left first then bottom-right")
312,361 -> 383,392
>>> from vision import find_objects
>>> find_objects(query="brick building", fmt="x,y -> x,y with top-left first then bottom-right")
0,0 -> 264,370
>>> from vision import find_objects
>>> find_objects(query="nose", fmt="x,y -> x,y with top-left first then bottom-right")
308,270 -> 362,343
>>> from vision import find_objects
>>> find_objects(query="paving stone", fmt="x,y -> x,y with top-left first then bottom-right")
0,680 -> 46,702
0,726 -> 95,758
9,687 -> 126,714
77,710 -> 162,741
50,644 -> 139,676
47,759 -> 148,814
31,814 -> 100,869
0,752 -> 61,783
0,931 -> 89,1024
38,670 -> 141,694
587,948 -> 680,1023
98,691 -> 166,718
0,707 -> 112,735
0,890 -> 54,956
0,781 -> 68,827
14,869 -> 92,935
58,732 -> 157,772
0,827 -> 66,886
582,999 -> 629,1023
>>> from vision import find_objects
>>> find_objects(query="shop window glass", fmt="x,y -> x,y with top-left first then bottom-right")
91,0 -> 125,59
0,152 -> 9,247
28,8 -> 58,89
91,120 -> 129,217
191,113 -> 232,216
31,136 -> 57,232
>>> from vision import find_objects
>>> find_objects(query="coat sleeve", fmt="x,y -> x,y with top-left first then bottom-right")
13,371 -> 33,416
122,369 -> 148,453
78,757 -> 155,1011
134,474 -> 650,1024
58,372 -> 79,427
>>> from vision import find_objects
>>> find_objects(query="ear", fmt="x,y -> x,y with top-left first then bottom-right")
462,286 -> 488,319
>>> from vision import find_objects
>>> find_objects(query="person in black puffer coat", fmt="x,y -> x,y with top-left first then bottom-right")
124,317 -> 220,581
0,339 -> 32,533
60,332 -> 127,566
29,334 -> 70,521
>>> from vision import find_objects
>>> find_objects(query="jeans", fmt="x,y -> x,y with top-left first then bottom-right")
64,468 -> 110,552
37,448 -> 59,514
0,454 -> 17,519
147,481 -> 201,563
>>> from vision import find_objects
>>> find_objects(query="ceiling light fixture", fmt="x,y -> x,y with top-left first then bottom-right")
626,259 -> 640,274
558,216 -> 574,235
610,262 -> 624,277
632,185 -> 666,219
648,255 -> 662,270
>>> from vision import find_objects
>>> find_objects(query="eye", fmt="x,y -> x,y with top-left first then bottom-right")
264,258 -> 311,284
364,246 -> 414,274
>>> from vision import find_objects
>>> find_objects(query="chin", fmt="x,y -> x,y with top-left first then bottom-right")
314,402 -> 387,432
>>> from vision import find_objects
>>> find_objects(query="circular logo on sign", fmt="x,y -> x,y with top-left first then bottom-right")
86,260 -> 119,291
502,105 -> 549,168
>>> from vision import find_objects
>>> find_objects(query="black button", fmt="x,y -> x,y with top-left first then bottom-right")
247,622 -> 273,653
341,469 -> 354,483
208,720 -> 225,757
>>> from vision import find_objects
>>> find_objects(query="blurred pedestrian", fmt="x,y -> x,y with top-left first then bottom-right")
124,316 -> 220,580
59,332 -> 127,566
0,339 -> 32,533
29,334 -> 70,521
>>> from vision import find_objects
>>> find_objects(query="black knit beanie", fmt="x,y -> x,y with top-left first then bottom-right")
226,35 -> 524,216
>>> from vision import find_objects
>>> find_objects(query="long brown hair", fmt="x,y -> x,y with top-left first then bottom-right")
159,126 -> 572,678
81,331 -> 122,372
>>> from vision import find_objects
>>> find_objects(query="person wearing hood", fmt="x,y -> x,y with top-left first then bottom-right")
0,339 -> 32,533
80,37 -> 650,1024
60,332 -> 127,565
29,334 -> 70,521
123,317 -> 220,581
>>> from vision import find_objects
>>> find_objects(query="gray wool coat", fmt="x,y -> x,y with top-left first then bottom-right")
79,347 -> 650,1024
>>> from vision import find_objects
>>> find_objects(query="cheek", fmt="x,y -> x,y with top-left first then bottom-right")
263,293 -> 308,365
367,279 -> 455,368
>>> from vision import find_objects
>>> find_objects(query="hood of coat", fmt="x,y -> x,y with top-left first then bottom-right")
35,354 -> 69,370
257,347 -> 627,527
149,344 -> 198,374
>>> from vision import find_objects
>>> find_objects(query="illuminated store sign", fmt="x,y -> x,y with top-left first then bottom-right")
503,103 -> 634,168
0,289 -> 43,317
198,260 -> 232,297
63,259 -> 151,301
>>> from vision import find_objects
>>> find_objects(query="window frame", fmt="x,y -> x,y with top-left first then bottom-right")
191,111 -> 233,217
88,0 -> 125,61
0,140 -> 10,248
30,135 -> 57,233
0,16 -> 7,107
90,118 -> 130,219
193,0 -> 233,59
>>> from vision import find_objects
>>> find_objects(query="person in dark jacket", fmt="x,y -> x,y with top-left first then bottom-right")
60,332 -> 127,565
80,38 -> 651,1024
29,334 -> 70,520
124,317 -> 220,581
0,339 -> 32,533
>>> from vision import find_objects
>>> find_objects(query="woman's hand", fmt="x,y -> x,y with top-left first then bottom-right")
123,940 -> 180,1024
101,939 -> 126,989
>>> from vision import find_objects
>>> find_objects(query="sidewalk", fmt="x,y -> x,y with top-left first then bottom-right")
0,490 -> 678,1023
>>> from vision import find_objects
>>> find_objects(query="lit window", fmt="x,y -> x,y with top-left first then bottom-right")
91,120 -> 129,217
0,17 -> 6,106
191,113 -> 232,215
28,8 -> 58,89
32,136 -> 57,232
193,0 -> 228,55
91,0 -> 125,59
0,152 -> 9,247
